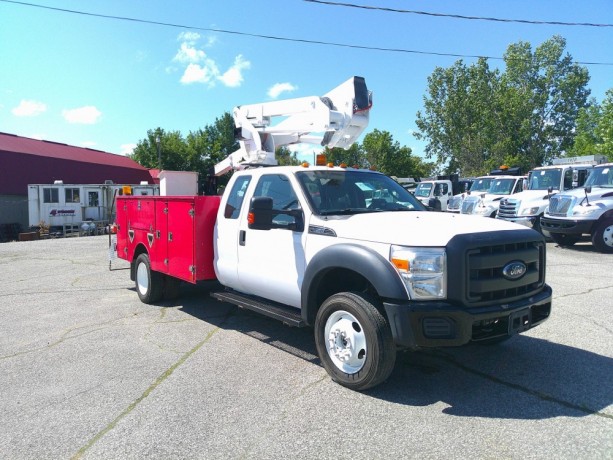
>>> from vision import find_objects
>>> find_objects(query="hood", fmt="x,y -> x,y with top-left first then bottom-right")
507,189 -> 555,203
311,211 -> 526,247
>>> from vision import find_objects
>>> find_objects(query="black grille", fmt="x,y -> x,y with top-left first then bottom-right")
446,230 -> 546,307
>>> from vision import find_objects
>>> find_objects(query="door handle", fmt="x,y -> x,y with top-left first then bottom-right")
239,230 -> 246,246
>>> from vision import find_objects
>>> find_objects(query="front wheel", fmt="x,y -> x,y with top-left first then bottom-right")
591,218 -> 613,253
135,253 -> 163,304
314,292 -> 396,391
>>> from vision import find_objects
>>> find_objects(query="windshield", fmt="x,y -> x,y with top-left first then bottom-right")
469,178 -> 493,193
528,169 -> 562,190
296,170 -> 426,215
584,166 -> 613,188
488,178 -> 517,195
414,183 -> 433,198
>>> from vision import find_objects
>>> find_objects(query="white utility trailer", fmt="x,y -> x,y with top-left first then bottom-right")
28,181 -> 159,235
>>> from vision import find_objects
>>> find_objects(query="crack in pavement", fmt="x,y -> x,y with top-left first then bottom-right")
70,323 -> 226,460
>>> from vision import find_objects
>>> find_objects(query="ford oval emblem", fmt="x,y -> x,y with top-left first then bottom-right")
502,261 -> 527,280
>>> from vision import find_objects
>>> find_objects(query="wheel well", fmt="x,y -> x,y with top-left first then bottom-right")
306,267 -> 379,325
130,244 -> 149,281
597,209 -> 613,223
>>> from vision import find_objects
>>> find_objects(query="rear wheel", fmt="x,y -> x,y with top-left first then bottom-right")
314,292 -> 396,391
591,218 -> 613,253
135,253 -> 163,304
550,232 -> 581,247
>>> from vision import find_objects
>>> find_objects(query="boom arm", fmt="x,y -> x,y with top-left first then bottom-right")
214,76 -> 372,176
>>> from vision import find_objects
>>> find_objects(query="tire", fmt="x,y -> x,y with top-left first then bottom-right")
550,232 -> 580,247
314,292 -> 396,391
591,218 -> 613,253
135,253 -> 163,304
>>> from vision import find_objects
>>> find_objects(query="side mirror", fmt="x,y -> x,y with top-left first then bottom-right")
248,196 -> 273,230
585,185 -> 592,194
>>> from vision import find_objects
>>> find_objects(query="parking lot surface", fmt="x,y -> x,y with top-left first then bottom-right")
0,235 -> 611,459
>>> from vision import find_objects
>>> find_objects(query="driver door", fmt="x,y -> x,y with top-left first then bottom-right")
236,173 -> 306,308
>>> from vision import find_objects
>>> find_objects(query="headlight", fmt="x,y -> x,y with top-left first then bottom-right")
572,205 -> 602,216
520,206 -> 540,216
390,246 -> 446,300
476,205 -> 494,216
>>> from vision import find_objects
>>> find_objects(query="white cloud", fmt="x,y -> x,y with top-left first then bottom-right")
172,30 -> 250,88
173,42 -> 206,64
180,61 -> 220,85
62,106 -> 102,124
218,55 -> 251,88
120,143 -> 136,156
268,82 -> 297,99
12,100 -> 47,117
179,31 -> 200,42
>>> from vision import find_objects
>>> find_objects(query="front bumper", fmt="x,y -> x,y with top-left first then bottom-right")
540,217 -> 595,236
501,216 -> 537,229
383,285 -> 552,349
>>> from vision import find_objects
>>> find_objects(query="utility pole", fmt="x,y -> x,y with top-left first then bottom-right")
155,135 -> 162,171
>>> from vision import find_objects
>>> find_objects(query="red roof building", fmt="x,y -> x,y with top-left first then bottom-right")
0,132 -> 155,234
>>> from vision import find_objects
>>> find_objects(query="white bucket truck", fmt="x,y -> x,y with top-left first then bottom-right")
115,76 -> 553,391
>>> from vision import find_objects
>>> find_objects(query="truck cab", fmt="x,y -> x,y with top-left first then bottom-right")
497,157 -> 603,235
414,175 -> 470,211
460,169 -> 525,218
541,162 -> 613,252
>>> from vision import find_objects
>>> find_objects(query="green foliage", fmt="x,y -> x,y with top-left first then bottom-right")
276,146 -> 302,166
415,36 -> 591,175
130,113 -> 239,191
570,90 -> 613,160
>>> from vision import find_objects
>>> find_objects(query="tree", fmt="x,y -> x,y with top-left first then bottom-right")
362,129 -> 434,178
501,35 -> 590,166
276,146 -> 302,166
570,89 -> 613,160
415,36 -> 591,176
131,113 -> 239,192
130,128 -> 189,171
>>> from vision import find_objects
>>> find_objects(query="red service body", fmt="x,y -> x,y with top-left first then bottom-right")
116,195 -> 221,283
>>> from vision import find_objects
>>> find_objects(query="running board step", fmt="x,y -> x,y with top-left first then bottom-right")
211,290 -> 306,327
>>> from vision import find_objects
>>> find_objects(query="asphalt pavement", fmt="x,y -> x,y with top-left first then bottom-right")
0,235 -> 611,459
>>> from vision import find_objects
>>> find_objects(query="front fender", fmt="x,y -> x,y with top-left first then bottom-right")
301,243 -> 408,324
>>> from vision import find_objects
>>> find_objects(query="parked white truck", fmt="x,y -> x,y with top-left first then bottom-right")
447,175 -> 495,213
541,162 -> 613,252
496,156 -> 606,235
413,175 -> 472,211
460,168 -> 525,218
116,77 -> 552,391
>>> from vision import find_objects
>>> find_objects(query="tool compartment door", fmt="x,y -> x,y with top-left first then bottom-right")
166,198 -> 198,282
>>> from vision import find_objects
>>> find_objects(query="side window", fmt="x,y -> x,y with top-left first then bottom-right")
224,175 -> 251,219
515,179 -> 523,193
253,174 -> 301,229
66,188 -> 80,203
564,169 -> 573,190
88,192 -> 99,207
43,188 -> 59,203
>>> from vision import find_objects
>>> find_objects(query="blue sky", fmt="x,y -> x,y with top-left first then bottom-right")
1,0 -> 612,163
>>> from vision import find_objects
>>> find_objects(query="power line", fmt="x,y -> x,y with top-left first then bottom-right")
1,0 -> 612,66
304,0 -> 613,28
